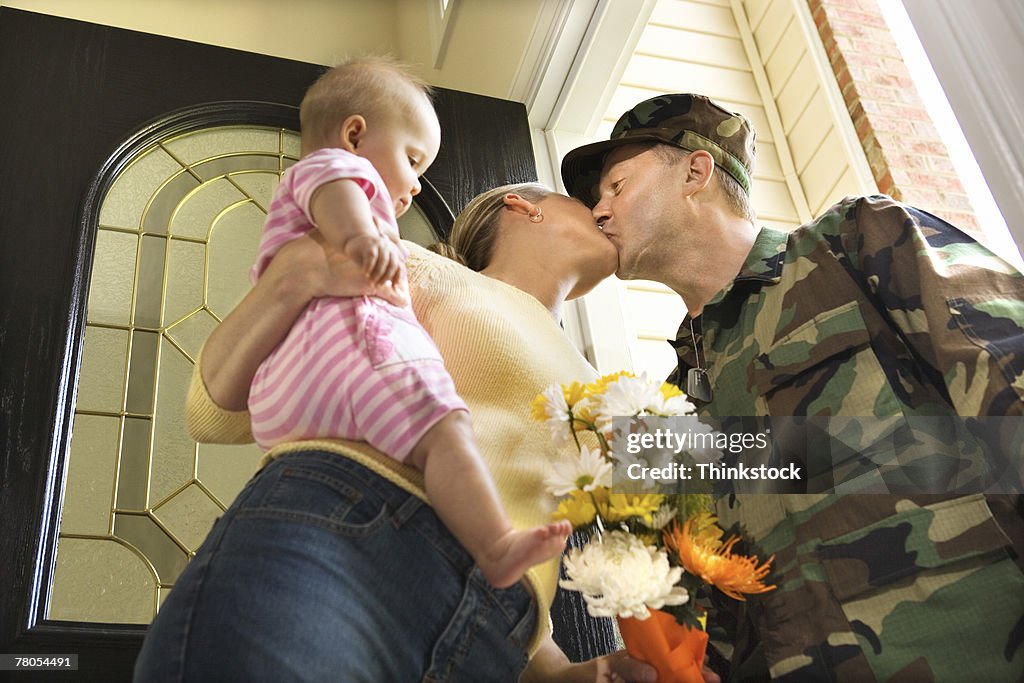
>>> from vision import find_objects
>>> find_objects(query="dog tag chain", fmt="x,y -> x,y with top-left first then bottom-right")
685,318 -> 713,402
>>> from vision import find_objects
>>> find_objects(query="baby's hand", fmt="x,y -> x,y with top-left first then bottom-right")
344,234 -> 405,287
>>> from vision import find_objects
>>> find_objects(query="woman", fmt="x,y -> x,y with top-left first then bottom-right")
134,184 -> 714,682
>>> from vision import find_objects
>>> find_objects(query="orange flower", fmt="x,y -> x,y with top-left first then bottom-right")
664,519 -> 776,601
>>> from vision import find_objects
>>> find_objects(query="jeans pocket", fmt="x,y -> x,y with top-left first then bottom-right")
423,571 -> 536,683
246,462 -> 390,537
504,592 -> 537,662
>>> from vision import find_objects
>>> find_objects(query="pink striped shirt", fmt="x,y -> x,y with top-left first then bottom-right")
250,148 -> 397,282
248,149 -> 466,458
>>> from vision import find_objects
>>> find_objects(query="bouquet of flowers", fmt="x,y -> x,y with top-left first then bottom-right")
532,372 -> 775,683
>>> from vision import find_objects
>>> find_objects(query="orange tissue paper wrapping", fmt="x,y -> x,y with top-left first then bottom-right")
617,608 -> 708,683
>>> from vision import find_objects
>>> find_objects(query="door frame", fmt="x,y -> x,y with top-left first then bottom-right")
0,9 -> 536,680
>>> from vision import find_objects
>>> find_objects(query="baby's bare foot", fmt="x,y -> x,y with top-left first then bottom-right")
480,521 -> 572,588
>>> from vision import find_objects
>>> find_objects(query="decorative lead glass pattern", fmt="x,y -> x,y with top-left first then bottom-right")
52,125 -> 440,623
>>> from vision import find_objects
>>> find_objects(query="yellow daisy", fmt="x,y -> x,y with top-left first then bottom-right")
530,390 -> 555,422
553,490 -> 599,527
563,381 -> 587,408
688,510 -> 725,550
601,493 -> 665,525
659,381 -> 685,400
585,371 -> 635,398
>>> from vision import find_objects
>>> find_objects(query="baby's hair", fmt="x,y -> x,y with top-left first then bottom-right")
430,183 -> 552,271
299,55 -> 433,156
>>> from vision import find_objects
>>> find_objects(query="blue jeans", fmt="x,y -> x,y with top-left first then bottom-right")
133,450 -> 537,682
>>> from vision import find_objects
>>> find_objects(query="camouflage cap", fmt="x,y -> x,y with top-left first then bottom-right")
561,93 -> 757,207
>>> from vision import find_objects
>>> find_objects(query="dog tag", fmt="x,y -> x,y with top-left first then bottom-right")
686,368 -> 713,402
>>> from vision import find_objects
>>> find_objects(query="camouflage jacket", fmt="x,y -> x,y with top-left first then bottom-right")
668,195 -> 1024,418
667,196 -> 1024,682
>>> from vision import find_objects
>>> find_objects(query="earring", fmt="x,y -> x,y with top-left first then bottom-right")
529,207 -> 543,223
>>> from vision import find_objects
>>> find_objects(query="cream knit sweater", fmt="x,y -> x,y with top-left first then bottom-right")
186,241 -> 599,655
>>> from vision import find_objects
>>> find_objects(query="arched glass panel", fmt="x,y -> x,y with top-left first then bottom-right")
51,122 -> 446,623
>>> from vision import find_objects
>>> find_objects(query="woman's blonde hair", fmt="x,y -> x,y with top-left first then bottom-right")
430,183 -> 552,270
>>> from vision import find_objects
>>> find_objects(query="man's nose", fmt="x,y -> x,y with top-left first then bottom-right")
592,198 -> 610,226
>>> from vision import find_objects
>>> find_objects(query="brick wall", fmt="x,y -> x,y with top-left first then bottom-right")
806,0 -> 979,230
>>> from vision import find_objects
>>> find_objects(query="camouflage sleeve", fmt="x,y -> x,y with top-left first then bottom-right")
846,195 -> 1024,416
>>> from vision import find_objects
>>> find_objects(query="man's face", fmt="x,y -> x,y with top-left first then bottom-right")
592,144 -> 681,280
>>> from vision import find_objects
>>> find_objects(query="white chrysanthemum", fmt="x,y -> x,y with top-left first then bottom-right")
545,444 -> 614,496
594,374 -> 662,436
559,531 -> 689,620
538,384 -> 573,447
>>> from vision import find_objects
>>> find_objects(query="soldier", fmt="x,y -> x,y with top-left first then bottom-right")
561,93 -> 1024,682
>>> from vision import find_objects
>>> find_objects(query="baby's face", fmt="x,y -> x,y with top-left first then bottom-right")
356,95 -> 441,218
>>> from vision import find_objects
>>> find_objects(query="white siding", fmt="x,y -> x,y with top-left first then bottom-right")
743,0 -> 875,214
597,0 -> 795,380
587,0 -> 873,380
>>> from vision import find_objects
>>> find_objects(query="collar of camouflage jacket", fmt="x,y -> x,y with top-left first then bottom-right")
705,226 -> 787,307
668,226 -> 789,391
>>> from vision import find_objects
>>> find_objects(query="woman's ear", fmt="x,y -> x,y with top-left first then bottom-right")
337,115 -> 367,152
502,193 -> 539,218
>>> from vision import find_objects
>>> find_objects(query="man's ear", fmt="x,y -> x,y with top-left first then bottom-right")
337,115 -> 367,152
684,150 -> 715,195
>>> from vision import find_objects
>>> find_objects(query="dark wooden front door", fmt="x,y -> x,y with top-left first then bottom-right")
0,9 -> 535,681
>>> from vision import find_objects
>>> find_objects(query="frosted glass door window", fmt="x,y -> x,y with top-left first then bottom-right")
52,125 -> 440,623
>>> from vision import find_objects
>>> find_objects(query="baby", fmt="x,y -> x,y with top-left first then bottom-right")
248,57 -> 570,588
